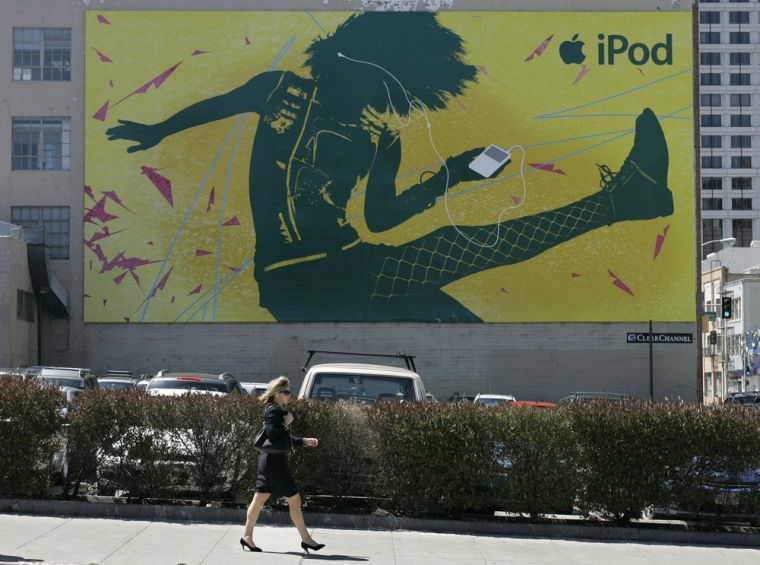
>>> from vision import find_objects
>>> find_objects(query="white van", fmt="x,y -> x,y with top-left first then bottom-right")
37,367 -> 99,390
297,351 -> 428,404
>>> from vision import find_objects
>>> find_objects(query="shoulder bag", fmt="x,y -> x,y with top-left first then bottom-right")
253,426 -> 293,454
253,406 -> 294,454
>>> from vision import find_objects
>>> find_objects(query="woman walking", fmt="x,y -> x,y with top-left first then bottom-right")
240,376 -> 324,554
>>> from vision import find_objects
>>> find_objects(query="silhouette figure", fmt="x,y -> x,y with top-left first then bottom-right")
106,12 -> 673,322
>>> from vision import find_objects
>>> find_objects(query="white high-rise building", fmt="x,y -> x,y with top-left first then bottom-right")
698,0 -> 760,259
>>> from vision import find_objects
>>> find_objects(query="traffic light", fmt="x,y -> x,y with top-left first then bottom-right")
721,296 -> 733,319
709,330 -> 717,345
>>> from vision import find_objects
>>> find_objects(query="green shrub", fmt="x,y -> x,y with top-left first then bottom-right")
369,401 -> 499,516
288,399 -> 380,510
4,378 -> 760,525
73,390 -> 262,503
663,404 -> 760,522
570,400 -> 691,525
491,405 -> 579,518
68,389 -> 174,499
0,376 -> 64,496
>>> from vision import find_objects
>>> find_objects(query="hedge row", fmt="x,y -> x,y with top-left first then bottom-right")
1,378 -> 759,525
0,377 -> 65,496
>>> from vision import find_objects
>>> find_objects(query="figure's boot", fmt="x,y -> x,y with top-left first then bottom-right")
599,108 -> 673,224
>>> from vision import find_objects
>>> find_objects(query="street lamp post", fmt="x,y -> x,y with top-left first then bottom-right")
702,237 -> 736,259
701,239 -> 735,403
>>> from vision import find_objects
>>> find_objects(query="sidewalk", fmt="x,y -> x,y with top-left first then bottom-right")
0,512 -> 758,565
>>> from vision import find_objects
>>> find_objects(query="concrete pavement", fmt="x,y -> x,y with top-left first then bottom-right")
0,513 -> 758,565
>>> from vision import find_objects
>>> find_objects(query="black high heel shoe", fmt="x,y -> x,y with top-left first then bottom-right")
301,540 -> 325,554
240,538 -> 262,552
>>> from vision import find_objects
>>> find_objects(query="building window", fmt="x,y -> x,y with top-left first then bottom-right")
13,28 -> 70,81
732,198 -> 752,210
11,117 -> 70,171
702,219 -> 723,254
729,11 -> 750,24
701,94 -> 722,107
730,73 -> 751,85
730,52 -> 751,65
733,219 -> 753,247
731,94 -> 751,107
731,156 -> 752,168
731,114 -> 752,127
702,156 -> 723,169
732,177 -> 752,190
700,52 -> 721,65
729,32 -> 750,44
703,198 -> 724,211
701,114 -> 722,127
731,135 -> 752,149
17,290 -> 35,322
700,73 -> 722,86
702,177 -> 723,191
700,31 -> 722,44
10,206 -> 70,259
700,11 -> 721,24
702,135 -> 723,149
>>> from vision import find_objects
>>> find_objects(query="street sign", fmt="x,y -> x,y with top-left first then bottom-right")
626,332 -> 693,344
704,311 -> 716,319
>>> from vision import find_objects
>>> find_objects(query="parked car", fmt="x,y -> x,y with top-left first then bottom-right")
15,365 -> 48,381
145,372 -> 245,396
448,392 -> 476,403
557,392 -> 633,405
474,393 -> 516,407
35,369 -> 97,418
103,369 -> 135,379
37,367 -> 99,392
654,457 -> 760,525
511,400 -> 558,408
98,375 -> 139,390
694,465 -> 760,524
298,350 -> 428,404
725,392 -> 760,411
240,382 -> 269,397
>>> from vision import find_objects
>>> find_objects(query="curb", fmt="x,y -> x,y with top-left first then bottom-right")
1,498 -> 758,548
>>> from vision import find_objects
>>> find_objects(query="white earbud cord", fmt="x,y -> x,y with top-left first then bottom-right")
337,52 -> 527,248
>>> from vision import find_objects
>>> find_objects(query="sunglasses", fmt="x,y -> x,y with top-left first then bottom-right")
279,390 -> 292,396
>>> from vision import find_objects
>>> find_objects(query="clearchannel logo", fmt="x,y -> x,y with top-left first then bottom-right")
559,33 -> 674,66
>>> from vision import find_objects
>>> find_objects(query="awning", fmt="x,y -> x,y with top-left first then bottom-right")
27,243 -> 69,318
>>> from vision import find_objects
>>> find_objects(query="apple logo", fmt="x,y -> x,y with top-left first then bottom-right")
559,33 -> 586,65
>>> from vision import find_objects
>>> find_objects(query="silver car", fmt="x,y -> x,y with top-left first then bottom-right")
146,372 -> 244,396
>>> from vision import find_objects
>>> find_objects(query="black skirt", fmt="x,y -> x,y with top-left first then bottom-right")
254,452 -> 299,497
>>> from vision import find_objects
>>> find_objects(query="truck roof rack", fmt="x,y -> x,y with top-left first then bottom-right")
302,350 -> 417,373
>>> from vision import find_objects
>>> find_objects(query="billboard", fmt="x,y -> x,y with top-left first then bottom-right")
85,11 -> 694,323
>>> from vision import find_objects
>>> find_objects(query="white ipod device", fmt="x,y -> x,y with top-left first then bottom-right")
468,145 -> 511,178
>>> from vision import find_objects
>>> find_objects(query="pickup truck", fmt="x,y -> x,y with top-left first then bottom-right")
297,350 -> 429,404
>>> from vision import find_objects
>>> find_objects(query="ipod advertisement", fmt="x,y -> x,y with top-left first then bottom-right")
84,11 -> 694,323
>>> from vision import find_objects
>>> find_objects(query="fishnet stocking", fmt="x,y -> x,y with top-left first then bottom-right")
370,191 -> 613,302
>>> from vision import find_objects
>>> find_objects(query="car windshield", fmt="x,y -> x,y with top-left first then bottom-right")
309,373 -> 414,403
150,379 -> 227,393
729,395 -> 760,405
99,381 -> 135,390
476,398 -> 511,406
38,377 -> 85,389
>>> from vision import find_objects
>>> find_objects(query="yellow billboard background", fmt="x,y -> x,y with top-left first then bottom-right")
85,11 -> 694,323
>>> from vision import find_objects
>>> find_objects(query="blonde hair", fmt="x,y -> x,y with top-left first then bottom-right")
260,376 -> 290,404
